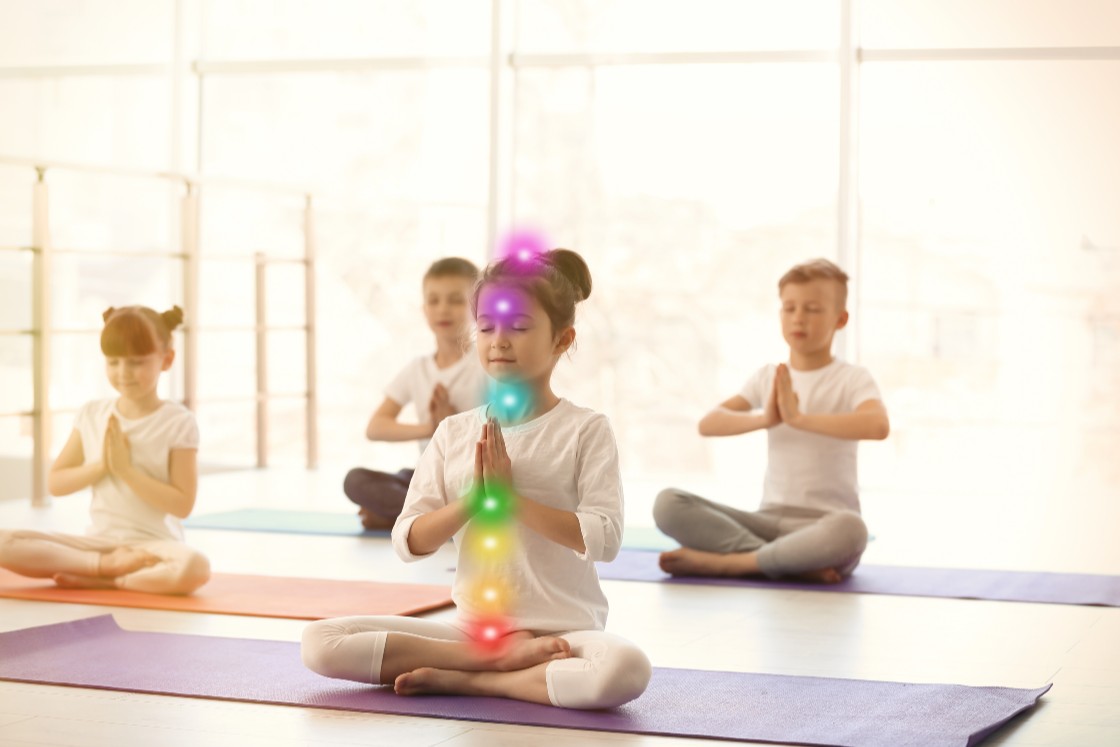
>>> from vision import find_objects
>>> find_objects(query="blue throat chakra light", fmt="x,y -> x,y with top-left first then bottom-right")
487,378 -> 534,423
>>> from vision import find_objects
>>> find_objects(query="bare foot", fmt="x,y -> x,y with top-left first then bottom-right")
658,547 -> 759,577
358,507 -> 394,531
492,635 -> 571,672
98,547 -> 159,578
394,667 -> 469,696
53,573 -> 116,589
796,567 -> 844,584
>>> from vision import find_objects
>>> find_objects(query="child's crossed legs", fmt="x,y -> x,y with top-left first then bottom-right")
0,529 -> 210,594
301,615 -> 651,709
653,488 -> 868,582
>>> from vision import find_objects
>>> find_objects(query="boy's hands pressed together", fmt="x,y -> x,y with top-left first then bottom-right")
428,384 -> 457,435
763,372 -> 783,428
774,364 -> 802,427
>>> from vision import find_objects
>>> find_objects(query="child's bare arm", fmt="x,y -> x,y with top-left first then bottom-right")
698,390 -> 778,437
365,397 -> 435,441
47,429 -> 105,496
785,399 -> 890,440
116,448 -> 199,519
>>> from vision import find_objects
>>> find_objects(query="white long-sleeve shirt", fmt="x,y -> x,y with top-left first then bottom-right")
392,399 -> 623,634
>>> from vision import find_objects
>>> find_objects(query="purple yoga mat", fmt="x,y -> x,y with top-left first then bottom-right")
596,550 -> 1120,607
0,615 -> 1048,747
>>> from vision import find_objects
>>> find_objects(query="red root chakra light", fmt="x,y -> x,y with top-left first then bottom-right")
467,614 -> 514,648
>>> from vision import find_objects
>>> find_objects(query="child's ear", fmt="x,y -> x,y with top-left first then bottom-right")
835,310 -> 850,330
554,327 -> 576,355
162,348 -> 176,371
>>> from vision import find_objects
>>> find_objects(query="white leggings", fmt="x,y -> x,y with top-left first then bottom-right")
301,615 -> 652,710
653,488 -> 869,578
0,529 -> 210,595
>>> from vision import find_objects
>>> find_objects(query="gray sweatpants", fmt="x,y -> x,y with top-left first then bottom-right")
653,488 -> 868,579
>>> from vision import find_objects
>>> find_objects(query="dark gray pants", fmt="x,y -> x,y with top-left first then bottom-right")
343,467 -> 415,521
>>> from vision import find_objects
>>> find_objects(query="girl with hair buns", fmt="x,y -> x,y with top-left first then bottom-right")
302,249 -> 651,709
0,305 -> 210,594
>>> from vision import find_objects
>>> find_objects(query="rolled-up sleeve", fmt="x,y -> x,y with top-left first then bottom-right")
391,422 -> 449,562
572,415 -> 624,563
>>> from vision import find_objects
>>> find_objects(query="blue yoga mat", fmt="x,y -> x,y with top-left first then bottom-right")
185,508 -> 388,536
596,549 -> 1120,607
186,509 -> 677,550
0,615 -> 1049,747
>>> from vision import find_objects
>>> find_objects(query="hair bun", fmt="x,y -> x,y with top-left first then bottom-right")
546,248 -> 592,302
161,305 -> 185,331
102,307 -> 117,323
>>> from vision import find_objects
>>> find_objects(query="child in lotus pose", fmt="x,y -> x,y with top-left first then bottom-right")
344,257 -> 486,529
0,306 -> 210,594
302,249 -> 651,709
654,259 -> 889,583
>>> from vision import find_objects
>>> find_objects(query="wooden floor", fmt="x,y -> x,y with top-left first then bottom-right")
0,467 -> 1118,746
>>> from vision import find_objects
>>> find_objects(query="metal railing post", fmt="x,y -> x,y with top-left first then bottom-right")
255,252 -> 268,468
304,195 -> 318,469
31,168 -> 52,506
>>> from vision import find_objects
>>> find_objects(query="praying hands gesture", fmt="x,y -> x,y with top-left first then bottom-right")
428,384 -> 457,435
103,415 -> 133,477
475,416 -> 514,491
773,363 -> 802,426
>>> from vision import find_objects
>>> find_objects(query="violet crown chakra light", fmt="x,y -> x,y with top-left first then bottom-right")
496,226 -> 549,265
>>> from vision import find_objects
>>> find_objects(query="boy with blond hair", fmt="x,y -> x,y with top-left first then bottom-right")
654,258 -> 889,582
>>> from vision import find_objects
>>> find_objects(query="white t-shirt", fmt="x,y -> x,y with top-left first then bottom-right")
393,399 -> 623,634
740,359 -> 882,513
74,398 -> 199,543
383,348 -> 487,454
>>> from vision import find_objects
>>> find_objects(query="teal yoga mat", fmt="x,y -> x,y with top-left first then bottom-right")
186,508 -> 386,536
186,509 -> 677,550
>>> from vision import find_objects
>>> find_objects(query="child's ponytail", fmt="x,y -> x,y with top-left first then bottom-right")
544,249 -> 592,303
160,305 -> 185,333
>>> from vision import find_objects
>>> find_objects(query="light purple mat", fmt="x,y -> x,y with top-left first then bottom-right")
596,550 -> 1120,607
0,615 -> 1048,747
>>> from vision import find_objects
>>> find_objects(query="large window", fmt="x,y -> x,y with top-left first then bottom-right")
1,1 -> 1118,571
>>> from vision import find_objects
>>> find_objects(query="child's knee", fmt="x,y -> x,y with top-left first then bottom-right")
548,635 -> 652,709
652,488 -> 688,532
175,551 -> 210,594
300,619 -> 371,681
342,468 -> 367,500
828,511 -> 868,555
595,641 -> 652,708
300,620 -> 334,675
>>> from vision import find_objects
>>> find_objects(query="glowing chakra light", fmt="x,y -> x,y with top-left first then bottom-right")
497,227 -> 550,265
488,379 -> 534,423
467,613 -> 513,649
